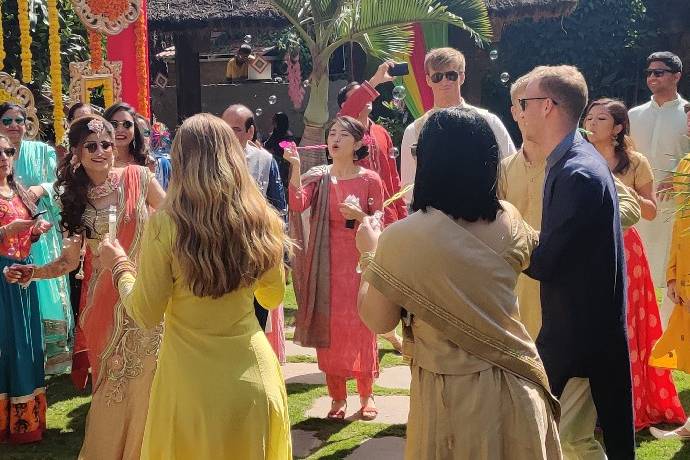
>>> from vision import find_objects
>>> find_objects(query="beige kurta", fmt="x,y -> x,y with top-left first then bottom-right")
500,150 -> 546,339
365,203 -> 561,460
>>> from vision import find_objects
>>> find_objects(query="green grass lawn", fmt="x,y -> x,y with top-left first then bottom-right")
4,287 -> 690,459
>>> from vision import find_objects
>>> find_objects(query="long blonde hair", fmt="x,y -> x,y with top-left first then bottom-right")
166,113 -> 287,298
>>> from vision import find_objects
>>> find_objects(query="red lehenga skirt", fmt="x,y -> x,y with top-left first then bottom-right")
625,227 -> 686,430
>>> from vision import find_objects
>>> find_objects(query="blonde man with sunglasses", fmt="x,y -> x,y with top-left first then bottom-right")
400,47 -> 516,203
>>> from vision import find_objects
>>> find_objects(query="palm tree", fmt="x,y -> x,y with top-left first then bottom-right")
269,0 -> 492,168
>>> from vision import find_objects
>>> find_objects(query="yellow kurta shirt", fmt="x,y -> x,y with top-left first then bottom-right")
500,149 -> 546,339
117,211 -> 292,460
650,154 -> 690,372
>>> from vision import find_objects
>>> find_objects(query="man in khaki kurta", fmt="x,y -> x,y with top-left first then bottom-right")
502,73 -> 641,460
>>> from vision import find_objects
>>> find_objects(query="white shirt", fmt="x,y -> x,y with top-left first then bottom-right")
400,103 -> 517,203
628,93 -> 690,287
629,94 -> 689,179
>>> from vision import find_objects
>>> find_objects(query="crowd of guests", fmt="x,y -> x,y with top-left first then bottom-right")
1,44 -> 689,460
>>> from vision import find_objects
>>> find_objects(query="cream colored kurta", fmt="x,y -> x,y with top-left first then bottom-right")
500,150 -> 546,339
629,94 -> 690,286
365,203 -> 561,460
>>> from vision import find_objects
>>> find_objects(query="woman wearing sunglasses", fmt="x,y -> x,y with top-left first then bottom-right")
0,102 -> 73,376
0,134 -> 53,444
103,102 -> 151,168
5,115 -> 165,459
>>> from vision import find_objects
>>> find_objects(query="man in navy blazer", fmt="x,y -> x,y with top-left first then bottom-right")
521,65 -> 634,459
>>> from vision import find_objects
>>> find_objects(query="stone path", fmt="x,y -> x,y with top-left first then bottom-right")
305,395 -> 409,425
284,335 -> 409,459
345,437 -> 405,459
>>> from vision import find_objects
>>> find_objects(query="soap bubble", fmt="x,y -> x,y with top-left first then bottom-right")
302,79 -> 310,88
389,147 -> 400,159
489,49 -> 498,61
243,35 -> 252,44
500,72 -> 510,84
255,108 -> 263,116
274,77 -> 283,83
392,85 -> 407,101
268,95 -> 277,105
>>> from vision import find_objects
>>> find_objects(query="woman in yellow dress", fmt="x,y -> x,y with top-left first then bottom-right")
99,113 -> 292,459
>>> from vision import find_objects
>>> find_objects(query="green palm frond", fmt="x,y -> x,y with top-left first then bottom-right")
354,0 -> 490,43
324,0 -> 491,60
269,0 -> 317,48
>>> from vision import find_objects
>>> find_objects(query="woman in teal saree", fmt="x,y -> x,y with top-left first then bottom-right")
0,103 -> 72,375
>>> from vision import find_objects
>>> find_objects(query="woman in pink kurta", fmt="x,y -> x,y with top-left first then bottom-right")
286,116 -> 384,420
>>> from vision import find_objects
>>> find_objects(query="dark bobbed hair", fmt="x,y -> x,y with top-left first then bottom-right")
103,102 -> 147,166
56,115 -> 116,237
272,112 -> 290,135
326,116 -> 369,161
337,82 -> 359,108
67,102 -> 94,122
412,107 -> 502,222
584,98 -> 634,176
0,103 -> 27,119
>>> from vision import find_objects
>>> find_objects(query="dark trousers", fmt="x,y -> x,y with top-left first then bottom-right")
69,269 -> 82,322
538,338 -> 635,460
254,298 -> 268,331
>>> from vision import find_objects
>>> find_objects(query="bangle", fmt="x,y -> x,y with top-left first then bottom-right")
111,258 -> 136,287
358,251 -> 376,272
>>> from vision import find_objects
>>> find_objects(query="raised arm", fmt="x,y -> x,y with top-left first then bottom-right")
114,213 -> 173,329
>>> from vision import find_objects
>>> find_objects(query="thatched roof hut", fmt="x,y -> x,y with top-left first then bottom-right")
148,0 -> 578,34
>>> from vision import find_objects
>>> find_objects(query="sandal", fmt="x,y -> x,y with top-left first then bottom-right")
358,396 -> 378,421
327,399 -> 347,420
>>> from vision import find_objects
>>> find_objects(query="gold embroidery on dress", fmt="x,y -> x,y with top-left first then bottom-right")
103,312 -> 162,406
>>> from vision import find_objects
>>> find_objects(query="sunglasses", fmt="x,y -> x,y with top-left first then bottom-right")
1,117 -> 25,127
644,68 -> 675,78
0,147 -> 16,157
110,120 -> 134,129
518,97 -> 559,112
429,70 -> 461,83
83,141 -> 114,154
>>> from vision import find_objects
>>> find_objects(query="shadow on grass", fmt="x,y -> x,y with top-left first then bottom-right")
310,424 -> 407,460
672,443 -> 690,459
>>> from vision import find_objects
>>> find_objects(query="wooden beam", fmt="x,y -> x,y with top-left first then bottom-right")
173,31 -> 203,123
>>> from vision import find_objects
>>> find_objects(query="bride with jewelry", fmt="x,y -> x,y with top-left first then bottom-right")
4,114 -> 165,459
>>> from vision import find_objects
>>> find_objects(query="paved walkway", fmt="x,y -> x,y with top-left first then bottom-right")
284,337 -> 409,458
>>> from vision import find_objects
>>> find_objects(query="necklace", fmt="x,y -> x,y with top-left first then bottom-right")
87,171 -> 120,201
0,188 -> 15,200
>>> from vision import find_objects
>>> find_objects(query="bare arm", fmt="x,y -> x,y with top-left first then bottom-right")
147,177 -> 166,210
33,235 -> 82,279
635,182 -> 657,221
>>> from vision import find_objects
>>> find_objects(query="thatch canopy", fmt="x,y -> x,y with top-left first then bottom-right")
148,0 -> 286,31
148,0 -> 579,34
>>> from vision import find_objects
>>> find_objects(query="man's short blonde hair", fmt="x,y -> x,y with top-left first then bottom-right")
530,65 -> 588,123
509,75 -> 531,106
424,47 -> 465,75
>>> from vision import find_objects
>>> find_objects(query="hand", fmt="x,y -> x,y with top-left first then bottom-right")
657,176 -> 674,202
369,60 -> 395,88
356,215 -> 382,254
668,279 -> 685,305
3,219 -> 37,237
98,238 -> 127,271
3,264 -> 36,284
31,219 -> 52,237
339,202 -> 366,222
284,145 -> 300,167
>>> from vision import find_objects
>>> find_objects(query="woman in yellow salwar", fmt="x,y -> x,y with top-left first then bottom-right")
356,108 -> 561,459
99,113 -> 292,459
649,103 -> 690,440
